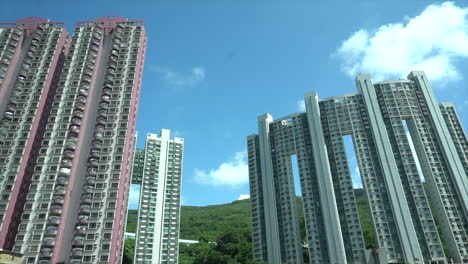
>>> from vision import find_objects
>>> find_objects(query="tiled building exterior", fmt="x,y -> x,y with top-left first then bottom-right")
131,148 -> 145,184
0,16 -> 69,255
248,71 -> 468,264
134,130 -> 183,264
0,15 -> 147,264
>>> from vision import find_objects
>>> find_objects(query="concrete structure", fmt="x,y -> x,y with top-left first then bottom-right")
134,130 -> 184,264
131,148 -> 145,184
0,16 -> 147,264
248,71 -> 467,264
0,17 -> 69,251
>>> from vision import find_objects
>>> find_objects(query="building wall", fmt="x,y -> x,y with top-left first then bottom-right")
0,18 -> 69,254
249,113 -> 331,264
134,130 -> 183,264
371,79 -> 445,261
131,148 -> 145,184
248,71 -> 467,264
247,134 -> 267,262
0,16 -> 146,264
440,102 -> 468,174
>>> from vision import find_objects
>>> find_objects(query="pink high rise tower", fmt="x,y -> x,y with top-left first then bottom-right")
0,16 -> 147,264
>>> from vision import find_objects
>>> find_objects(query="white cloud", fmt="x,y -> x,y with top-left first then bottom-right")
297,99 -> 306,112
128,184 -> 140,210
194,151 -> 248,187
238,194 -> 250,200
153,66 -> 205,88
335,2 -> 468,83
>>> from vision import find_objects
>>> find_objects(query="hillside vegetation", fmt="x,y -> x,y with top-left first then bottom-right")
124,189 -> 374,263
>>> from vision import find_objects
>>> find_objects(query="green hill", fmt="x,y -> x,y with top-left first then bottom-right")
125,198 -> 251,240
180,199 -> 251,240
124,190 -> 374,263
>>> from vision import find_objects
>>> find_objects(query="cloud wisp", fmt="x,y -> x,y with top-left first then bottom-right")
238,194 -> 250,200
153,66 -> 205,89
194,151 -> 248,187
335,2 -> 468,84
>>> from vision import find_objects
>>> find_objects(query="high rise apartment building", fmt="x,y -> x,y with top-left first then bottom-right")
131,148 -> 145,184
0,15 -> 147,264
248,71 -> 468,264
134,130 -> 183,264
0,16 -> 69,254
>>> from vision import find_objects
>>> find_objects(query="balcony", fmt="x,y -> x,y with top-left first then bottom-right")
75,226 -> 86,236
81,196 -> 92,204
72,237 -> 85,247
4,112 -> 13,121
79,207 -> 90,215
61,159 -> 72,168
85,177 -> 95,185
48,216 -> 60,226
77,216 -> 88,225
85,62 -> 94,71
94,133 -> 103,142
40,249 -> 53,258
83,187 -> 93,195
69,125 -> 80,136
45,227 -> 58,236
65,141 -> 77,151
75,101 -> 86,111
92,141 -> 102,149
78,88 -> 88,97
51,206 -> 62,215
87,159 -> 98,168
72,248 -> 83,257
100,103 -> 109,110
8,98 -> 18,106
87,169 -> 97,176
55,187 -> 66,195
89,150 -> 100,159
58,167 -> 71,176
90,45 -> 99,53
102,89 -> 111,97
57,177 -> 68,186
76,96 -> 86,105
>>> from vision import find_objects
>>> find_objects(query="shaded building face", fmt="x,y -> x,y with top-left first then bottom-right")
248,71 -> 468,264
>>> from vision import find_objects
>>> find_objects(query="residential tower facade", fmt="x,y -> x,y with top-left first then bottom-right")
248,71 -> 468,264
134,130 -> 184,264
0,15 -> 69,255
0,15 -> 147,264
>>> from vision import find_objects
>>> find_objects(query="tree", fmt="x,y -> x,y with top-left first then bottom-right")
122,238 -> 135,264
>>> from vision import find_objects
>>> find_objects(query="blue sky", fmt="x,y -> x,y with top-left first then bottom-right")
4,1 -> 467,207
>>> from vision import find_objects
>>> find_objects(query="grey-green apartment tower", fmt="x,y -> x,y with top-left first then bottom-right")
131,148 -> 145,184
247,71 -> 468,264
133,129 -> 184,264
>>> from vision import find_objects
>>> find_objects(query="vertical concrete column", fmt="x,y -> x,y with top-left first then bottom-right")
257,114 -> 282,264
304,92 -> 347,264
356,74 -> 423,263
409,71 -> 468,217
